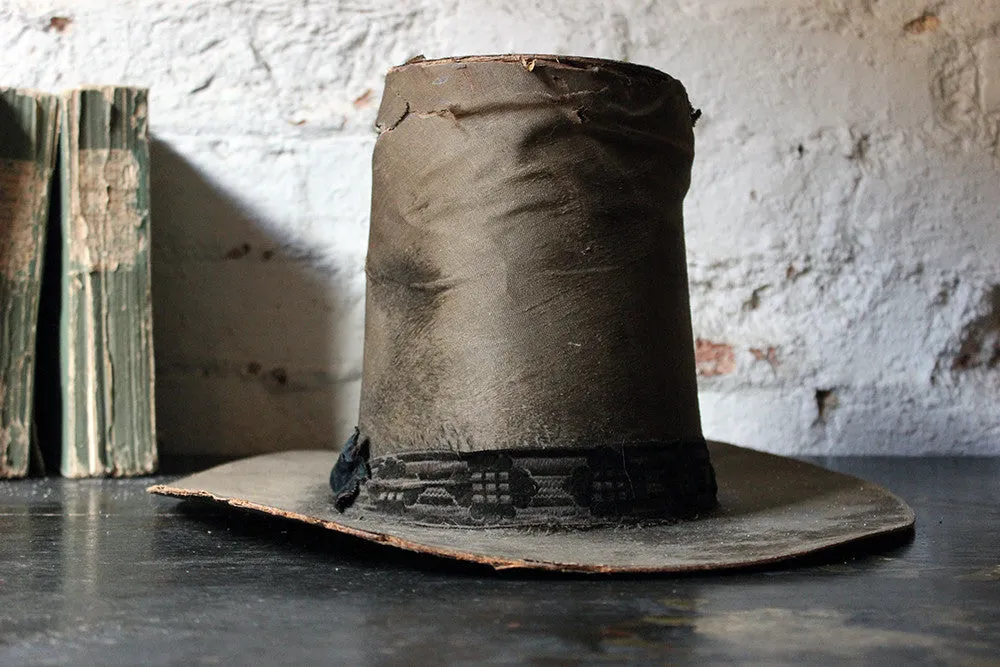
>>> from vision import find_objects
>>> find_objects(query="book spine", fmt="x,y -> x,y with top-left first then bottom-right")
60,87 -> 157,477
0,89 -> 60,479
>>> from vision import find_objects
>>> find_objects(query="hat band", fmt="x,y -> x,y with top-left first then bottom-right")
335,438 -> 717,527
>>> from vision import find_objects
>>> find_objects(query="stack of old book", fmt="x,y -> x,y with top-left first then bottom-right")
0,86 -> 156,478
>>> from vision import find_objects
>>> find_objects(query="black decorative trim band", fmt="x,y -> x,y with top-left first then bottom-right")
333,436 -> 717,527
329,428 -> 369,510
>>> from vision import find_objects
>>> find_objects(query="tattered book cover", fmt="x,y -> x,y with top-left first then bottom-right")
0,89 -> 60,478
60,87 -> 157,477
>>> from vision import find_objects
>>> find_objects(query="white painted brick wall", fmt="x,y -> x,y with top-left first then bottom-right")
4,0 -> 998,457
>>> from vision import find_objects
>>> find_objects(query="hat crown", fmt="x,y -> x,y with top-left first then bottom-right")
361,55 -> 702,453
345,55 -> 716,525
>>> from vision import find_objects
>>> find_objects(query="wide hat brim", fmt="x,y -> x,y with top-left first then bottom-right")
148,441 -> 914,573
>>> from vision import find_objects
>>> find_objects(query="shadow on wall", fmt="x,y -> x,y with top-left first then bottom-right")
149,138 -> 355,471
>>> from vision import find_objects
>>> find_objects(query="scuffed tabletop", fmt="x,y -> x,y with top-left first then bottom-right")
1,456 -> 998,665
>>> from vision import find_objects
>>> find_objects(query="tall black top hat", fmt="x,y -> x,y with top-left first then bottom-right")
152,55 -> 914,573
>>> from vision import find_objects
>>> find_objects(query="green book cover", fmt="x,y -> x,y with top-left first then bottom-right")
60,87 -> 157,477
0,89 -> 60,479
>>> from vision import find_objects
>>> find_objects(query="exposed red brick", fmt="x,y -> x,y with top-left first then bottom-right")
353,88 -> 374,108
903,14 -> 940,35
47,16 -> 72,32
695,339 -> 736,377
750,346 -> 780,369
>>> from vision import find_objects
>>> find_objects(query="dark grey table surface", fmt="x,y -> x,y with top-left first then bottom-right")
1,456 -> 998,666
